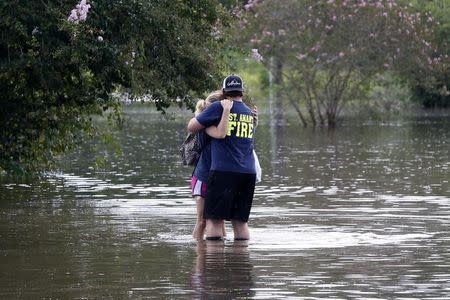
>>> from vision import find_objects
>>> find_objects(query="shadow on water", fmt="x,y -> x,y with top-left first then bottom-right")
1,112 -> 450,298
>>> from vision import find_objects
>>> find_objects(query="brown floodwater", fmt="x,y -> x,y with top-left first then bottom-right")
1,112 -> 449,299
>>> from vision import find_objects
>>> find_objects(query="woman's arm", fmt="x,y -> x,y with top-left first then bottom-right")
252,105 -> 258,129
205,100 -> 233,139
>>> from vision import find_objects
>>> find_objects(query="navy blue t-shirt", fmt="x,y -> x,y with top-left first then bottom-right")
192,131 -> 211,182
196,100 -> 255,174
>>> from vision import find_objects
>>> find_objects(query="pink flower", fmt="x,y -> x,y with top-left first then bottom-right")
251,49 -> 263,62
68,0 -> 91,23
311,44 -> 320,52
32,27 -> 40,35
244,0 -> 258,11
68,9 -> 78,23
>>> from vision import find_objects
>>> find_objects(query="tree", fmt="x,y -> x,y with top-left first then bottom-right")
239,0 -> 444,126
0,0 -> 227,174
405,0 -> 450,108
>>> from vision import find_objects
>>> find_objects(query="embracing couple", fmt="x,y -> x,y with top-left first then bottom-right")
187,75 -> 258,241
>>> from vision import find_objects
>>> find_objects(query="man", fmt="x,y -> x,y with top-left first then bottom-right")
187,75 -> 256,240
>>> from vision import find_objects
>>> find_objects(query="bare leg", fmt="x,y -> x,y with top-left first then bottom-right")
205,219 -> 225,239
192,196 -> 206,240
222,221 -> 227,237
231,220 -> 250,240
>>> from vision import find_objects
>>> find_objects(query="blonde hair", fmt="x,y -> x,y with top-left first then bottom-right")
195,99 -> 208,114
205,90 -> 224,104
195,90 -> 224,114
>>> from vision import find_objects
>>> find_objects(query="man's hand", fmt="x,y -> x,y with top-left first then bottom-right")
221,99 -> 233,112
205,100 -> 233,139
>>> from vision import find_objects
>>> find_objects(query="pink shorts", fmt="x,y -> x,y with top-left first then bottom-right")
191,176 -> 207,198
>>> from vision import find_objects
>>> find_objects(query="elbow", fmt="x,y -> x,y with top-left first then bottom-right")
217,132 -> 227,139
209,130 -> 226,139
187,119 -> 197,133
187,124 -> 194,133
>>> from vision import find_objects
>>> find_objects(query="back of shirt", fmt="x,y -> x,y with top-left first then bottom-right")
196,101 -> 255,174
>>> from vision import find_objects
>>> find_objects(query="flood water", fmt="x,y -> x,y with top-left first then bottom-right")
1,111 -> 450,299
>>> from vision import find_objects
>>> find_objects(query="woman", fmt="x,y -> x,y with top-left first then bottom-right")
191,91 -> 232,239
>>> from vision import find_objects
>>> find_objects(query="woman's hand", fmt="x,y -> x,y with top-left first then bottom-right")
252,105 -> 259,127
221,99 -> 233,112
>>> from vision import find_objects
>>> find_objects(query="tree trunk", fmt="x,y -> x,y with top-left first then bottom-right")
272,56 -> 284,123
327,108 -> 337,127
287,96 -> 308,127
327,117 -> 337,128
282,71 -> 309,127
304,83 -> 317,126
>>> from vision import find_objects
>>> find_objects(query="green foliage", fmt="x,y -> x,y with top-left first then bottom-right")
367,72 -> 413,114
0,0 -> 227,174
240,61 -> 269,105
402,0 -> 450,108
224,49 -> 269,106
237,0 -> 444,126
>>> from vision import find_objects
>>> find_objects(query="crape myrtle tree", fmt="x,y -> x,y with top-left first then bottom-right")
0,0 -> 227,174
239,0 -> 445,126
406,0 -> 450,108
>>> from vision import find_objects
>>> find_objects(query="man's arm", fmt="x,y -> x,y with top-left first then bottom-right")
205,100 -> 233,139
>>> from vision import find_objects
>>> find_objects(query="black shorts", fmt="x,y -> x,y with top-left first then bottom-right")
204,171 -> 256,222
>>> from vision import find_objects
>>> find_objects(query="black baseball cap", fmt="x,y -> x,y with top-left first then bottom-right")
222,75 -> 244,92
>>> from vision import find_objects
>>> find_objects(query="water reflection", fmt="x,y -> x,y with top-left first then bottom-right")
192,240 -> 254,299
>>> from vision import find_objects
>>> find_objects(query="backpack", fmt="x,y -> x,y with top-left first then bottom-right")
179,132 -> 202,166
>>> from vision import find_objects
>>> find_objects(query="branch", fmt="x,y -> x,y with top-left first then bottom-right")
282,69 -> 310,126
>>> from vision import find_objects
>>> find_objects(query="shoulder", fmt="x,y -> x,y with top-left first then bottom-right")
195,101 -> 222,126
209,101 -> 223,110
233,101 -> 251,113
203,101 -> 222,114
